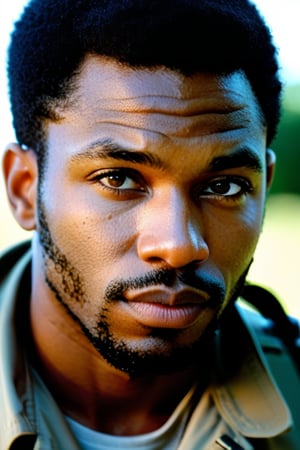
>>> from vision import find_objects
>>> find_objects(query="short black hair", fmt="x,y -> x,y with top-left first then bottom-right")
8,0 -> 282,159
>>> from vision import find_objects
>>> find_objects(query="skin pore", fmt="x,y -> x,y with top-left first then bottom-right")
21,55 -> 274,433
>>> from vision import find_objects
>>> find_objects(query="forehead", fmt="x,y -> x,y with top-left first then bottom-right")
48,55 -> 265,154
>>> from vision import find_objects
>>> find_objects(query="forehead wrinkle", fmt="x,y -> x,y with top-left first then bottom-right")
78,95 -> 247,117
73,61 -> 255,116
89,110 -> 251,139
77,56 -> 254,105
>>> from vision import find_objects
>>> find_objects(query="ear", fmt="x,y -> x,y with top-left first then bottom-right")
2,143 -> 38,230
266,148 -> 276,190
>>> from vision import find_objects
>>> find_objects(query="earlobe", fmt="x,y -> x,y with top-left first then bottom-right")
2,143 -> 38,230
266,148 -> 276,190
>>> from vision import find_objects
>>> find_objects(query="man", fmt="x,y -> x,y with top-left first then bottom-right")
1,0 -> 299,448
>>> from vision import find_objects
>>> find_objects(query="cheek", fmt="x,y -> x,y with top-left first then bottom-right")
206,199 -> 265,273
40,198 -> 140,329
44,198 -> 138,276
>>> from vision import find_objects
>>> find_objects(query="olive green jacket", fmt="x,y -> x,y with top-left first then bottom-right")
0,241 -> 299,449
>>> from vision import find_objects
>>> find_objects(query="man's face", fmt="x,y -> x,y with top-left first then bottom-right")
37,56 -> 270,376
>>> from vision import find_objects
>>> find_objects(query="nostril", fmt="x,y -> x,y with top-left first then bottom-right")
138,237 -> 209,269
146,256 -> 165,264
137,192 -> 209,268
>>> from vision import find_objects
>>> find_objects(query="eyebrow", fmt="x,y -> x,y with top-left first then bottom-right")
209,147 -> 263,173
70,138 -> 263,173
70,138 -> 165,170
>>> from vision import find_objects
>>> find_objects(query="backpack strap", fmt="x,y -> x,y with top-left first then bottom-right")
241,284 -> 300,376
239,284 -> 300,444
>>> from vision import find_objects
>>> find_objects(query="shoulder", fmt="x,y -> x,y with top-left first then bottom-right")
0,240 -> 32,299
237,301 -> 300,356
0,240 -> 31,281
237,301 -> 300,442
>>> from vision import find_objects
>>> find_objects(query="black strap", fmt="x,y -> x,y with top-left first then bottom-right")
216,434 -> 244,449
241,284 -> 300,376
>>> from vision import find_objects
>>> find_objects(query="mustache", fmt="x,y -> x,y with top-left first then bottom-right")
104,268 -> 225,303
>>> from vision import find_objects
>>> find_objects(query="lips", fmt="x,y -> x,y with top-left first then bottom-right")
123,286 -> 211,329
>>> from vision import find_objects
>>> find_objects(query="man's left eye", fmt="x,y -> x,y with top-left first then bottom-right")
201,178 -> 251,197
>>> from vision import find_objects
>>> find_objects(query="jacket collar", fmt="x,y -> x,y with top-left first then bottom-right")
0,245 -> 37,449
211,304 -> 292,438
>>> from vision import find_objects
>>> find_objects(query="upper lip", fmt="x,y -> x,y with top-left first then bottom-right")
124,286 -> 210,306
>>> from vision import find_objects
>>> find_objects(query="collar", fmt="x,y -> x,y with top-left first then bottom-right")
0,245 -> 37,449
210,304 -> 292,439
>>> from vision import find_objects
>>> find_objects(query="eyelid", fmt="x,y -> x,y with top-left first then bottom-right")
197,175 -> 253,198
88,167 -> 147,193
88,167 -> 140,180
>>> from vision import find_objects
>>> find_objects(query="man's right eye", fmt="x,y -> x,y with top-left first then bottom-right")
90,169 -> 146,192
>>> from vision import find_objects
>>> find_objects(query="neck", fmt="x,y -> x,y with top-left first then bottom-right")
29,275 -> 209,434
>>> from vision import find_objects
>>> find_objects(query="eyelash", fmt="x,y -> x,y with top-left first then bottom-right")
90,169 -> 253,202
90,169 -> 146,196
197,176 -> 253,202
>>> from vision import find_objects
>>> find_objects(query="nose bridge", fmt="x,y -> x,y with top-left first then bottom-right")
137,187 -> 209,267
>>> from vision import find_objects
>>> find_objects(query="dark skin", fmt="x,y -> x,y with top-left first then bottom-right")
3,56 -> 275,434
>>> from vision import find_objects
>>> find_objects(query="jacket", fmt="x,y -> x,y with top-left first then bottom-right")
0,241 -> 299,449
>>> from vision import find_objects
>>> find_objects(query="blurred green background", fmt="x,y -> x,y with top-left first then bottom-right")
247,83 -> 300,318
269,85 -> 300,195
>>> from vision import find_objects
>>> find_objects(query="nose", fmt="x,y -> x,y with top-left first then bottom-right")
137,189 -> 209,268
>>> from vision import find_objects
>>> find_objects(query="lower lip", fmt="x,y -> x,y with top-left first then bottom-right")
124,301 -> 205,329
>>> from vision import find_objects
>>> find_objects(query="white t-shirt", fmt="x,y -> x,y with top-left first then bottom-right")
64,387 -> 253,450
65,384 -> 198,450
